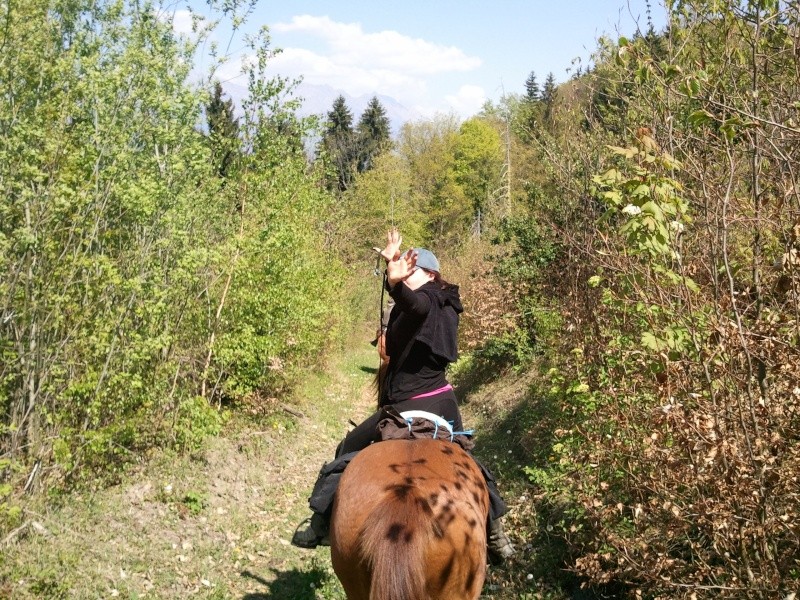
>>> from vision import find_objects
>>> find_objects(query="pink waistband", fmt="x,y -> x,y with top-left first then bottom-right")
410,384 -> 453,400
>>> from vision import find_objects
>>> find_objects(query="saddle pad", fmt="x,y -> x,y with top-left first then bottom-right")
398,410 -> 454,436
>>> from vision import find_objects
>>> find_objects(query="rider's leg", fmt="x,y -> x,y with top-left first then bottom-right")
291,511 -> 330,549
336,409 -> 384,456
291,414 -> 380,551
474,457 -> 516,564
488,516 -> 515,564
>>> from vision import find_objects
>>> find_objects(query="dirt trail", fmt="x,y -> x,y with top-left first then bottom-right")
2,340 -> 547,599
2,346 -> 378,600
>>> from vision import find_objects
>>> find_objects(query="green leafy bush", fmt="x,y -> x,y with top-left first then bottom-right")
0,0 -> 345,500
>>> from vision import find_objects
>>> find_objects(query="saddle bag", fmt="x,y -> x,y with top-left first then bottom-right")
308,450 -> 359,516
376,405 -> 475,451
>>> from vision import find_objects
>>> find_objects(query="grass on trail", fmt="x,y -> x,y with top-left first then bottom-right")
1,334 -> 582,600
0,338 -> 377,600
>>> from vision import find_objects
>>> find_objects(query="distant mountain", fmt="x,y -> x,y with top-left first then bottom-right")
290,83 -> 422,135
219,80 -> 421,137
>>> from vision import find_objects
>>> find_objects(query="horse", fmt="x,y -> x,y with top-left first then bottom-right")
330,437 -> 489,600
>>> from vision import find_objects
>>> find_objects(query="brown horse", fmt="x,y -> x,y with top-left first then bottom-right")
330,438 -> 489,600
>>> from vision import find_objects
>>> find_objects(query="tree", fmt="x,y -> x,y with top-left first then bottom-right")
334,152 -> 420,265
206,81 -> 240,178
497,4 -> 800,595
320,95 -> 357,192
397,115 -> 470,249
541,72 -> 557,117
524,71 -> 540,102
356,96 -> 391,173
453,118 -> 503,233
0,0 -> 343,493
326,94 -> 354,134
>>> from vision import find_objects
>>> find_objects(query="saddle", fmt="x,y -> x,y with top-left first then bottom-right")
308,407 -> 474,517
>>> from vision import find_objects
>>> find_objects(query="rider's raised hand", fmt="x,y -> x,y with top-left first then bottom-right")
387,248 -> 418,286
379,227 -> 403,263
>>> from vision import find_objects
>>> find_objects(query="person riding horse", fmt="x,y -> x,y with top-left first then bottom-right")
292,229 -> 515,564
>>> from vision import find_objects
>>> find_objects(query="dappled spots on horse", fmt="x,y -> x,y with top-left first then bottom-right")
330,439 -> 489,600
385,522 -> 414,544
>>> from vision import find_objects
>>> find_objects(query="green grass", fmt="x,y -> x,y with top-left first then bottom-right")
0,327 -> 379,600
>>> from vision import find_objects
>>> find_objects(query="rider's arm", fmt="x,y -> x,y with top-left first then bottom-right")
388,281 -> 431,317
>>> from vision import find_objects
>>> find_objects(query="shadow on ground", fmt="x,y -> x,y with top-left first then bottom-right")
457,356 -> 629,599
240,567 -> 332,600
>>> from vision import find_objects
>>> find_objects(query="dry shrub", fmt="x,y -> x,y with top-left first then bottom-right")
511,7 -> 800,595
446,239 -> 517,352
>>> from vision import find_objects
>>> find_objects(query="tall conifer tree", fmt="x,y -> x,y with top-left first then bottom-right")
525,71 -> 540,102
541,72 -> 557,106
321,95 -> 357,192
356,96 -> 391,173
206,81 -> 239,178
541,72 -> 557,121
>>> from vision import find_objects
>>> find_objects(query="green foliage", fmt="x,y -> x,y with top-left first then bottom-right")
334,152 -> 426,266
489,2 -> 800,596
356,96 -> 391,172
589,133 -> 707,370
469,327 -> 535,375
0,454 -> 23,531
206,81 -> 240,178
318,95 -> 391,192
397,115 -> 472,249
453,118 -> 504,219
174,397 -> 226,451
319,95 -> 357,192
181,490 -> 207,515
0,0 -> 344,499
541,72 -> 557,120
210,158 -> 340,400
594,139 -> 687,259
333,112 -> 493,259
525,71 -> 541,102
493,213 -> 559,287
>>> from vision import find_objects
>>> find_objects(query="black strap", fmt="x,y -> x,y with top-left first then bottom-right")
379,269 -> 387,338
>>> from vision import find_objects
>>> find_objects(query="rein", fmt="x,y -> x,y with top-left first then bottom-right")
375,251 -> 388,408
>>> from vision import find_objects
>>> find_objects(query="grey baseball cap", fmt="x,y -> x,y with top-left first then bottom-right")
413,248 -> 440,273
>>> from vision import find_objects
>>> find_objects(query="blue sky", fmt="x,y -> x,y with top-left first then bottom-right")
176,0 -> 667,118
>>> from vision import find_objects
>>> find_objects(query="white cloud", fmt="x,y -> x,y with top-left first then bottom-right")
269,47 -> 427,100
184,14 -> 484,119
444,85 -> 487,116
166,9 -> 208,37
273,15 -> 481,75
214,52 -> 257,85
266,15 -> 481,113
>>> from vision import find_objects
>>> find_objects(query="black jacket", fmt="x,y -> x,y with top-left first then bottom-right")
382,280 -> 463,403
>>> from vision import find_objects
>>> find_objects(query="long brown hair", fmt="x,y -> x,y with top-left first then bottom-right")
373,360 -> 389,407
428,270 -> 456,290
